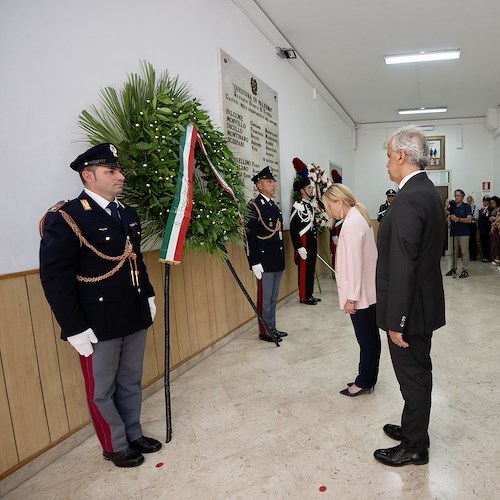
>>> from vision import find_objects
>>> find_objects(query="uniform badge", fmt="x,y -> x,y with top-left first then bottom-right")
260,198 -> 265,205
47,200 -> 69,212
110,144 -> 118,157
80,199 -> 92,211
400,316 -> 407,328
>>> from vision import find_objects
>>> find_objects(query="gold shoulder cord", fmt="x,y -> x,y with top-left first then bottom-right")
250,200 -> 281,240
57,210 -> 140,287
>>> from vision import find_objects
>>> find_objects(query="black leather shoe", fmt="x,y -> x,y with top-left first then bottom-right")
103,447 -> 144,467
273,329 -> 288,337
339,386 -> 373,397
129,436 -> 162,453
259,334 -> 282,342
300,298 -> 317,305
383,424 -> 402,441
445,269 -> 456,277
311,296 -> 322,302
459,270 -> 468,278
374,444 -> 428,467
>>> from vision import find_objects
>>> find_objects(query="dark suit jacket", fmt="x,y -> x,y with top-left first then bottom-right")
376,173 -> 445,335
245,194 -> 285,272
40,191 -> 154,341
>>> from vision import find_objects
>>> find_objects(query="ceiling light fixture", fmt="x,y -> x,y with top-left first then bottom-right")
276,47 -> 297,59
385,50 -> 461,65
398,107 -> 448,115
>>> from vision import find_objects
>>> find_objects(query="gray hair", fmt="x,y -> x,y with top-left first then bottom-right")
389,125 -> 429,169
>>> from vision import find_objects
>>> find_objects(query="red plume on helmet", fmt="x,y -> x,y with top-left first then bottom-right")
292,157 -> 309,178
331,169 -> 342,183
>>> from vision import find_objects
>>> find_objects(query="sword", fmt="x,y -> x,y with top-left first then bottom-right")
316,253 -> 336,273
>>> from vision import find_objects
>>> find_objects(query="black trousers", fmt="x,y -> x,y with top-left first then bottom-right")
350,304 -> 381,389
388,331 -> 432,451
479,230 -> 491,260
469,223 -> 478,259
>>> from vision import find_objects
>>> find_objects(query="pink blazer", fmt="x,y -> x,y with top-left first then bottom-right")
335,207 -> 377,310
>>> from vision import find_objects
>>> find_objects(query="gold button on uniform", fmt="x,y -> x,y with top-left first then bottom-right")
105,236 -> 110,241
98,297 -> 104,302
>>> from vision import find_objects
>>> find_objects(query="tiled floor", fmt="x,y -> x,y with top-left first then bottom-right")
3,259 -> 500,499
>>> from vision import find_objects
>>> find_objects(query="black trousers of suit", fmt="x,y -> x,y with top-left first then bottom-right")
388,331 -> 432,451
350,304 -> 381,389
479,230 -> 491,260
469,223 -> 478,259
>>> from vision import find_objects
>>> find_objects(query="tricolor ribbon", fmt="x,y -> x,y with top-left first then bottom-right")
159,124 -> 244,263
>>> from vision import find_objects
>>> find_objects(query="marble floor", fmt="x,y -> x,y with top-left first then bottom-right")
3,258 -> 500,499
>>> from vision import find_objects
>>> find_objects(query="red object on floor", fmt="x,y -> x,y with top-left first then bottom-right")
319,485 -> 327,492
156,462 -> 164,468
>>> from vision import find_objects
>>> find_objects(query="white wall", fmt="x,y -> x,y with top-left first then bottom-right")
353,119 -> 496,218
0,0 -> 354,274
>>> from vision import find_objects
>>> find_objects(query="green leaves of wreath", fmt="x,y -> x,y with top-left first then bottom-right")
79,61 -> 246,258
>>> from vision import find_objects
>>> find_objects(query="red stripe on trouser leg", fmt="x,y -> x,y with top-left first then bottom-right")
257,277 -> 265,335
79,354 -> 114,452
298,234 -> 307,301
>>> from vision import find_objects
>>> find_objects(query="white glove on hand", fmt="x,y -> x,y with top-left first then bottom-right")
148,296 -> 157,321
298,247 -> 308,260
68,328 -> 98,357
252,263 -> 264,280
331,236 -> 339,245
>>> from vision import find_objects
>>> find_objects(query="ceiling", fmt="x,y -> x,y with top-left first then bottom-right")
254,0 -> 500,124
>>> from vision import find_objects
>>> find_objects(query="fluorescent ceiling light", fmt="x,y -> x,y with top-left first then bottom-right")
398,107 -> 447,115
385,50 -> 461,64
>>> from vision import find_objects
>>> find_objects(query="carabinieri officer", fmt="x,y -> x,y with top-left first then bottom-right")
245,166 -> 287,342
39,143 -> 161,468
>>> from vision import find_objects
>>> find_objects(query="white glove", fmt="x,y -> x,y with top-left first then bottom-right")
298,247 -> 308,260
252,263 -> 264,280
331,236 -> 339,245
68,328 -> 98,357
148,296 -> 157,321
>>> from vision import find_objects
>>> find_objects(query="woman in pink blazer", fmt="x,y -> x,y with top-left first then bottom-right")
322,184 -> 381,396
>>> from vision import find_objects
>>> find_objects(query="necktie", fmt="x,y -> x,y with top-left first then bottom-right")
107,202 -> 121,225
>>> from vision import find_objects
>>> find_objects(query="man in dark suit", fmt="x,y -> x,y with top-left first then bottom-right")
245,166 -> 287,342
40,143 -> 161,467
374,126 -> 446,467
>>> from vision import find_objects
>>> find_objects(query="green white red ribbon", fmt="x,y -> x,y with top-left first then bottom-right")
159,124 -> 243,264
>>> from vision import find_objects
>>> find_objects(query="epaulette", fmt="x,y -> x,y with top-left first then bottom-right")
39,200 -> 70,237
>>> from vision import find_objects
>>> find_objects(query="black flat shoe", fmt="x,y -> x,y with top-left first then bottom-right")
374,444 -> 428,467
311,296 -> 322,302
383,424 -> 402,441
339,386 -> 373,397
272,329 -> 288,337
300,298 -> 317,305
103,447 -> 145,467
129,436 -> 162,453
445,269 -> 456,277
259,334 -> 282,342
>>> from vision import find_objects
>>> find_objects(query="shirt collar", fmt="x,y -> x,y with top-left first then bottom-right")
84,188 -> 118,211
398,170 -> 425,190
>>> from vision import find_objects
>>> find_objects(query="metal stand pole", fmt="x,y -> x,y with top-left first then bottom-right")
164,264 -> 172,442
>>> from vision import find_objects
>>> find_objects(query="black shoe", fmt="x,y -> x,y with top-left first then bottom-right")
383,424 -> 402,441
374,444 -> 428,467
259,334 -> 282,342
300,298 -> 317,305
445,269 -> 456,277
481,258 -> 490,263
273,329 -> 288,337
129,436 -> 162,453
459,270 -> 468,278
103,447 -> 144,467
311,296 -> 322,302
339,386 -> 374,397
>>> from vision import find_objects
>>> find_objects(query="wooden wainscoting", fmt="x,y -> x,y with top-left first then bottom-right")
0,232 -> 332,479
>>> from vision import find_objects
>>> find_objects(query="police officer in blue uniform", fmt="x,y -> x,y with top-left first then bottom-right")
245,166 -> 287,342
39,143 -> 161,467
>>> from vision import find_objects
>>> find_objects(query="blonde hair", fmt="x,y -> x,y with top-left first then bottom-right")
322,184 -> 372,227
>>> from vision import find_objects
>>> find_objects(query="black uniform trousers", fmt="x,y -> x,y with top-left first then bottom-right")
388,330 -> 432,451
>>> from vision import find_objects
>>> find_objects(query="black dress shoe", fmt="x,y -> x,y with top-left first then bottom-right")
374,444 -> 428,467
311,296 -> 322,302
383,424 -> 402,441
300,298 -> 317,305
272,329 -> 288,337
103,447 -> 144,467
259,334 -> 282,342
445,269 -> 456,276
129,436 -> 162,453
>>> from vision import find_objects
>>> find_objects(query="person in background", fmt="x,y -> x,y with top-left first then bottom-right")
478,196 -> 492,262
489,196 -> 500,266
466,195 -> 479,261
377,189 -> 397,222
322,184 -> 380,397
39,143 -> 161,468
374,125 -> 445,467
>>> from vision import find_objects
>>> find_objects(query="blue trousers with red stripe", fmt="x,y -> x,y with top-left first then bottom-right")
79,329 -> 147,453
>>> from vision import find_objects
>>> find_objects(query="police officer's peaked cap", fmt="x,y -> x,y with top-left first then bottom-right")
251,166 -> 275,184
293,176 -> 311,192
386,189 -> 397,196
70,143 -> 120,172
